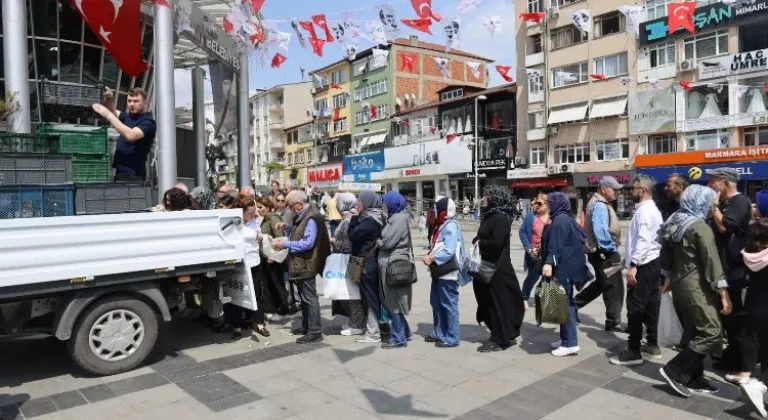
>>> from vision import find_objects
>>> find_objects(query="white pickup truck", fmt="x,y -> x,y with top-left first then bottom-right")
0,210 -> 257,376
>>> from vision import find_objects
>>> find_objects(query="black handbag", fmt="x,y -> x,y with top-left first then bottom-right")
472,260 -> 498,284
386,226 -> 417,288
429,258 -> 460,280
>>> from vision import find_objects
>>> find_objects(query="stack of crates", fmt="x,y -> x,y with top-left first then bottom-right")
0,133 -> 75,219
37,123 -> 110,183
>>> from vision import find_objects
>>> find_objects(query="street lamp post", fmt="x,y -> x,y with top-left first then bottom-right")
474,95 -> 487,207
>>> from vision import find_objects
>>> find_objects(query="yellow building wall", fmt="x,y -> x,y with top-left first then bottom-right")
314,60 -> 352,137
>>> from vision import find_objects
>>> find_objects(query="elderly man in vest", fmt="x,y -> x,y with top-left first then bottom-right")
574,176 -> 625,332
273,190 -> 331,343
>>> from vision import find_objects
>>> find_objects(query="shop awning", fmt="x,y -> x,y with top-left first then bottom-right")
547,103 -> 588,125
590,96 -> 628,119
366,133 -> 387,146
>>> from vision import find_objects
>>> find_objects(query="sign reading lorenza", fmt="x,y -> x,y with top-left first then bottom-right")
639,0 -> 768,45
699,49 -> 768,80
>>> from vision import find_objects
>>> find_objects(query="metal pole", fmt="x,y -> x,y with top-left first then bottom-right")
237,52 -> 251,188
154,2 -> 177,195
192,67 -> 206,187
474,97 -> 479,205
2,0 -> 31,133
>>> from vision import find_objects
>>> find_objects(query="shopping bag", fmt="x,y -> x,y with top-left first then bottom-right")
262,235 -> 289,263
534,277 -> 569,325
323,253 -> 361,300
468,242 -> 481,273
658,292 -> 683,348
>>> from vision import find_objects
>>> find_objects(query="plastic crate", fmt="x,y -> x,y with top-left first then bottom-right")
72,156 -> 110,183
40,79 -> 104,121
0,153 -> 73,185
0,132 -> 59,153
37,123 -> 108,155
0,184 -> 75,219
75,182 -> 153,215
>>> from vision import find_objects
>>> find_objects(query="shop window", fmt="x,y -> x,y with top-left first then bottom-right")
686,129 -> 729,151
649,134 -> 677,154
744,127 -> 768,146
593,12 -> 625,39
530,146 -> 546,166
483,138 -> 511,160
554,144 -> 590,163
685,84 -> 728,120
738,76 -> 768,115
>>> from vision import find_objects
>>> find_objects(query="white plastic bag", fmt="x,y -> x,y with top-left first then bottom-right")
262,235 -> 289,263
322,253 -> 360,301
658,292 -> 683,348
468,242 -> 481,273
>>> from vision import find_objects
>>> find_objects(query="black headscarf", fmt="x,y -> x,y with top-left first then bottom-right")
484,185 -> 516,218
548,192 -> 587,243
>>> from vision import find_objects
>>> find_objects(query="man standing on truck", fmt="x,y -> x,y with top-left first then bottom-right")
92,87 -> 157,182
273,190 -> 331,344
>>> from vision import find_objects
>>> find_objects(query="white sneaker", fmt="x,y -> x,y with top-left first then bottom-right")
551,340 -> 562,349
341,328 -> 364,336
356,335 -> 381,343
269,314 -> 283,322
524,301 -> 530,309
740,378 -> 768,418
725,373 -> 751,385
551,346 -> 580,357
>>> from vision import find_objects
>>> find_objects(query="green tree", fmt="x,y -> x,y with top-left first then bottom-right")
290,168 -> 299,180
205,143 -> 225,191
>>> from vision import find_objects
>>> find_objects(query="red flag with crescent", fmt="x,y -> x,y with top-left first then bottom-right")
667,1 -> 696,34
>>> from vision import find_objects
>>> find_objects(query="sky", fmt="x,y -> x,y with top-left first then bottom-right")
173,0 -> 516,108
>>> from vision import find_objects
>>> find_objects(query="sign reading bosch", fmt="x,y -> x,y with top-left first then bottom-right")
639,0 -> 768,45
637,161 -> 768,183
342,150 -> 385,182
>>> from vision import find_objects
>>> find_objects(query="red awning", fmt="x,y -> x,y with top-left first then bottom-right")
510,177 -> 570,189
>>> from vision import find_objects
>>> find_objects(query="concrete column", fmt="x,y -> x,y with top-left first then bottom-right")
154,2 -> 177,194
192,67 -> 206,187
2,0 -> 31,133
415,180 -> 423,215
237,53 -> 251,188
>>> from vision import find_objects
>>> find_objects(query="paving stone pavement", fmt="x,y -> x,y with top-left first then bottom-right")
0,226 -> 761,420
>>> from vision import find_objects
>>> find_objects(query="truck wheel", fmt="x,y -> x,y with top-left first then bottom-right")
67,295 -> 159,376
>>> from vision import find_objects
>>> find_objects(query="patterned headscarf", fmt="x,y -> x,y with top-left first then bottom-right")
383,191 -> 407,215
484,185 -> 516,218
335,192 -> 357,218
659,184 -> 717,243
358,191 -> 384,226
190,187 -> 217,210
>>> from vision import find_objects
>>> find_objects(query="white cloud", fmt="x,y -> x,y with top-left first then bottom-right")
458,0 -> 516,86
173,67 -> 213,108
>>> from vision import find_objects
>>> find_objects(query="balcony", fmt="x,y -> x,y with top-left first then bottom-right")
525,52 -> 544,67
315,108 -> 333,119
529,90 -> 544,104
312,83 -> 330,95
269,138 -> 285,149
527,128 -> 546,141
269,119 -> 285,130
269,103 -> 282,113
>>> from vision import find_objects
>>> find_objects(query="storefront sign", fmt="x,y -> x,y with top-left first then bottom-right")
402,168 -> 421,177
507,167 -> 549,179
639,0 -> 768,45
629,89 -> 676,134
510,177 -> 570,189
699,49 -> 768,80
307,164 -> 342,188
475,158 -> 508,171
638,161 -> 768,182
635,146 -> 768,167
338,182 -> 383,192
573,171 -> 635,188
342,150 -> 385,176
383,138 -> 471,173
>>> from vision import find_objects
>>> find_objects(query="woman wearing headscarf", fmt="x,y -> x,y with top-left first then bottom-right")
424,197 -> 468,348
330,192 -> 366,336
378,191 -> 415,348
472,186 -> 525,352
255,196 -> 289,319
349,191 -> 389,343
540,192 -> 589,357
657,185 -> 732,397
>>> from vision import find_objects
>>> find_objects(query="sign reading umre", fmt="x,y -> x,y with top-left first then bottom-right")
699,49 -> 768,80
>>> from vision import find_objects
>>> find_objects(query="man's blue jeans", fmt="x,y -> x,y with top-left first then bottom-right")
389,313 -> 411,346
559,279 -> 579,348
429,279 -> 460,346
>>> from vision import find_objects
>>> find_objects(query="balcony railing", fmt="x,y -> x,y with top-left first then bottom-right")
525,51 -> 543,67
527,128 -> 546,141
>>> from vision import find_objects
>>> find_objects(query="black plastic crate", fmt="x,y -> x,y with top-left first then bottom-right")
0,153 -> 73,185
74,182 -> 154,215
0,132 -> 59,153
40,79 -> 104,121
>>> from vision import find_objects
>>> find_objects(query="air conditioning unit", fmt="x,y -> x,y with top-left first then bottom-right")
547,166 -> 558,175
515,156 -> 527,166
546,126 -> 558,136
560,163 -> 574,173
679,59 -> 696,72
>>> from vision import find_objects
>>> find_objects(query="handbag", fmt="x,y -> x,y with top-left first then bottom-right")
346,247 -> 374,285
534,277 -> 570,325
386,227 -> 417,288
472,260 -> 498,284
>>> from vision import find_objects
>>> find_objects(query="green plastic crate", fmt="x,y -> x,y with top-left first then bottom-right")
37,123 -> 108,155
72,156 -> 110,183
0,132 -> 59,153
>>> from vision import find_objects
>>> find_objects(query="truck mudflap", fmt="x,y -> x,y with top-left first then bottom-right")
53,283 -> 171,341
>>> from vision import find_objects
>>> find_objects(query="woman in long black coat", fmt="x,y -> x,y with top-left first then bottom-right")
472,185 -> 525,352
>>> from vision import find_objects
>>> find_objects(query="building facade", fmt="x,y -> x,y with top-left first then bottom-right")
282,121 -> 315,186
309,60 -> 352,166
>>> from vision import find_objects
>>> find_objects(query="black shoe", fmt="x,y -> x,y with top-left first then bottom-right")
296,333 -> 323,344
230,330 -> 243,341
291,328 -> 307,336
255,325 -> 271,337
641,343 -> 663,360
435,342 -> 458,348
381,342 -> 406,349
212,323 -> 232,333
424,335 -> 438,343
478,341 -> 503,353
688,377 -> 719,394
609,348 -> 644,366
672,343 -> 686,352
659,366 -> 692,398
605,324 -> 627,333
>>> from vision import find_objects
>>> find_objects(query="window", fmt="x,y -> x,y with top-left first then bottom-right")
649,135 -> 677,154
531,34 -> 542,54
287,153 -> 294,165
413,114 -> 438,134
331,69 -> 346,85
528,73 -> 544,96
333,117 -> 348,132
649,41 -> 676,69
306,148 -> 313,163
297,151 -> 304,164
526,0 -> 543,14
314,98 -> 328,113
593,12 -> 625,38
550,25 -> 587,50
355,110 -> 370,125
744,127 -> 768,146
646,0 -> 672,20
554,0 -> 580,6
528,111 -> 545,129
314,121 -> 329,136
596,139 -> 629,161
684,30 -> 729,61
530,146 -> 546,166
352,58 -> 369,77
354,104 -> 388,125
333,93 -> 347,109
594,53 -> 628,78
686,129 -> 729,151
354,79 -> 388,101
552,62 -> 588,87
441,89 -> 463,101
554,144 -> 590,163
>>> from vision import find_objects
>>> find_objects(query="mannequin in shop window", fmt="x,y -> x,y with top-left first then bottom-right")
747,88 -> 767,114
699,92 -> 723,119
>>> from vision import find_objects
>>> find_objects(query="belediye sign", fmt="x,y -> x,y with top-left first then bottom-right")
699,49 -> 768,80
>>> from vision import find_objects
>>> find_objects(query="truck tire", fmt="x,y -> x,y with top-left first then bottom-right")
66,295 -> 159,376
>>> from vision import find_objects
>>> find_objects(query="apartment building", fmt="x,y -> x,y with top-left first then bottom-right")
309,60 -> 353,167
515,0 -> 639,209
283,121 -> 315,186
633,0 -> 768,200
250,81 -> 313,189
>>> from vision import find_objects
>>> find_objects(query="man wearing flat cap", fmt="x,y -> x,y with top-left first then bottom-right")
575,176 -> 625,332
706,167 -> 755,379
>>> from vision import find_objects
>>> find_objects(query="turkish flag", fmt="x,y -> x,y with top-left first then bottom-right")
251,25 -> 265,45
590,74 -> 607,81
309,37 -> 325,57
519,12 -> 545,23
333,108 -> 340,122
446,133 -> 457,144
330,83 -> 341,90
667,1 -> 696,34
299,20 -> 318,39
400,52 -> 417,72
401,18 -> 433,34
312,14 -> 334,43
410,0 -> 441,21
370,104 -> 378,119
679,80 -> 692,91
250,0 -> 265,13
72,0 -> 146,77
271,53 -> 287,68
495,65 -> 514,82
